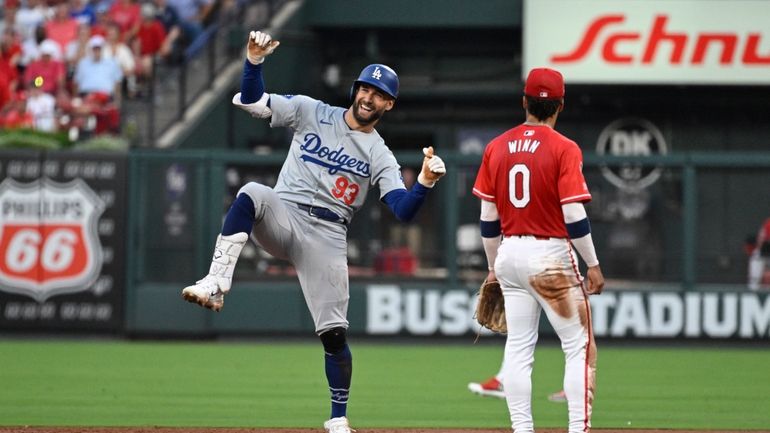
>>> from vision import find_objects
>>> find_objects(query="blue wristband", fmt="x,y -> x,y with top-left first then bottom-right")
480,220 -> 501,238
566,217 -> 591,239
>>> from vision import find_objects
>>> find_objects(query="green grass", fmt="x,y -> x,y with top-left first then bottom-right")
0,339 -> 768,430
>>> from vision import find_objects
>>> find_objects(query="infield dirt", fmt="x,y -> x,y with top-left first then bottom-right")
1,428 -> 768,433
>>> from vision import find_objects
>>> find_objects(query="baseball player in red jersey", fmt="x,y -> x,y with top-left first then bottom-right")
472,67 -> 604,433
748,218 -> 770,290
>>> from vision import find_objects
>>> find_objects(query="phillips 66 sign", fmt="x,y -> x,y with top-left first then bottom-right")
0,152 -> 127,331
0,178 -> 104,301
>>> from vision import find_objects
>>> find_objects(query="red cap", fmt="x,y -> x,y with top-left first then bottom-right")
524,68 -> 565,99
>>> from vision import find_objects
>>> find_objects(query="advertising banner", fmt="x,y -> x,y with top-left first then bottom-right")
362,285 -> 770,339
523,0 -> 770,84
0,151 -> 127,331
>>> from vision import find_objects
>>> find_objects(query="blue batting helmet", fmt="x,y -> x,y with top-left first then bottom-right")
350,64 -> 399,100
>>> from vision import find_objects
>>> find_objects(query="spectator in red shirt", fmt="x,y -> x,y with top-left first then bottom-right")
1,29 -> 22,107
133,3 -> 166,78
1,28 -> 23,67
23,39 -> 66,95
0,92 -> 34,129
0,65 -> 12,111
45,4 -> 80,53
107,0 -> 141,40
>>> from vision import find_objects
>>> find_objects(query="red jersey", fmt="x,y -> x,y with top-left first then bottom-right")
45,18 -> 80,52
22,59 -> 66,94
108,2 -> 141,34
136,21 -> 167,56
0,72 -> 10,110
472,124 -> 591,238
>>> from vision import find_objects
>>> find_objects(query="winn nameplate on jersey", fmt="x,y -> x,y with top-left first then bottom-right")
0,178 -> 105,302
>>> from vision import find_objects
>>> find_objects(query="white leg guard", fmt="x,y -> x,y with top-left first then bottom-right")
207,232 -> 248,293
181,232 -> 248,311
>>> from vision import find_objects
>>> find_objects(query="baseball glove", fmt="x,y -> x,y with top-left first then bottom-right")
475,278 -> 507,334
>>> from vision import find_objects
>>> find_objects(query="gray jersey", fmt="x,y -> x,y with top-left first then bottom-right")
268,94 -> 405,224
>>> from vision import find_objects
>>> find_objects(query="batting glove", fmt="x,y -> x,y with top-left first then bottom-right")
417,146 -> 446,188
247,31 -> 280,65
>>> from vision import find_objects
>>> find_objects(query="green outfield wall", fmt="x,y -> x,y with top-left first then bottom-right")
1,149 -> 768,337
122,149 -> 770,338
127,281 -> 770,340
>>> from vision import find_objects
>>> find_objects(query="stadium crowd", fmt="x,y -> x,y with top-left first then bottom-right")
0,0 -> 220,138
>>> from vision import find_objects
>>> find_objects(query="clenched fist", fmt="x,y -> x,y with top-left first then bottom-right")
247,31 -> 280,65
417,146 -> 446,188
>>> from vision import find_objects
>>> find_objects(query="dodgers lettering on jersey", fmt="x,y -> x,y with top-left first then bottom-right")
299,133 -> 371,177
268,94 -> 405,223
472,124 -> 591,238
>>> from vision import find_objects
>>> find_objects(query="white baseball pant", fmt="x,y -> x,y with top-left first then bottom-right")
494,235 -> 596,433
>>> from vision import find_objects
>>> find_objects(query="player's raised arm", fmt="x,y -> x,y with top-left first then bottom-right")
232,30 -> 280,117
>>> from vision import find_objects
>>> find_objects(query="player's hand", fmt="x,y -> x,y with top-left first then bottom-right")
486,270 -> 497,284
417,146 -> 446,188
584,265 -> 604,295
246,31 -> 280,65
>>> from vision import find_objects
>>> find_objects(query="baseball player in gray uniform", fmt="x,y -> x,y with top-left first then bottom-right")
181,31 -> 446,433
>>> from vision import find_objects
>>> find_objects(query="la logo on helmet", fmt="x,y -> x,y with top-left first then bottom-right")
371,67 -> 382,80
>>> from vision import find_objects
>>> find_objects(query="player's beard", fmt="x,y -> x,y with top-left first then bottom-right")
351,99 -> 384,126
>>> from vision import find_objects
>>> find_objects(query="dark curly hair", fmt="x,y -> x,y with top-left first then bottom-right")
525,96 -> 562,122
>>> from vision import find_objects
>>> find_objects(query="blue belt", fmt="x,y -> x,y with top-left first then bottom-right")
297,203 -> 348,225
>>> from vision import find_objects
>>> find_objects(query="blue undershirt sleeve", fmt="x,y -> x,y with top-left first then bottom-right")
240,60 -> 265,104
382,183 -> 431,222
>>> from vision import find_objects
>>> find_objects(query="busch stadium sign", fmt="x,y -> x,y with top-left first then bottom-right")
0,178 -> 104,301
365,286 -> 770,340
590,292 -> 770,338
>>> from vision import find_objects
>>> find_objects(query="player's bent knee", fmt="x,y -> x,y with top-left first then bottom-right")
319,327 -> 347,354
237,182 -> 271,204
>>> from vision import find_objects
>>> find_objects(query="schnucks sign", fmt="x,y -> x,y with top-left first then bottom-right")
523,0 -> 770,84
